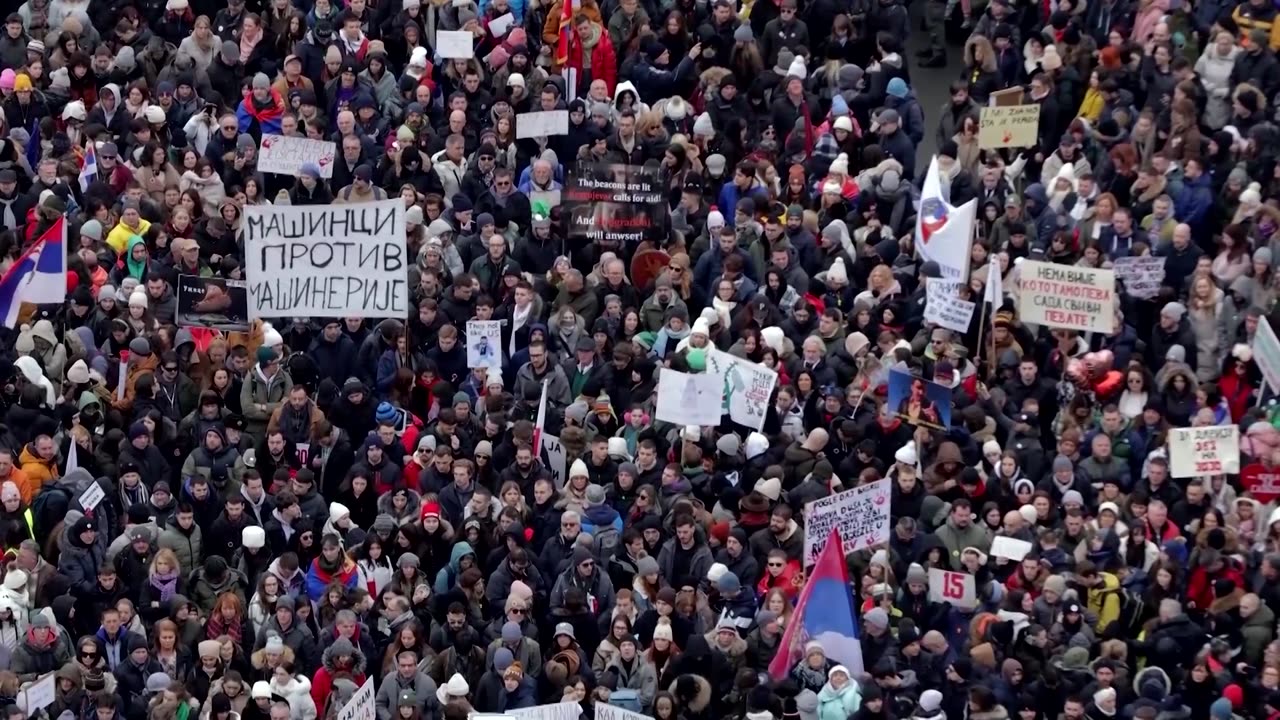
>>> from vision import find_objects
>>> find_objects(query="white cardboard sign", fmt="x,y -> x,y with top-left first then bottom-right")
437,30 -> 475,58
1168,425 -> 1240,478
928,568 -> 977,610
1017,260 -> 1115,334
258,134 -> 337,178
654,369 -> 722,427
801,479 -> 892,566
337,677 -> 375,720
517,111 -> 570,139
925,280 -> 976,333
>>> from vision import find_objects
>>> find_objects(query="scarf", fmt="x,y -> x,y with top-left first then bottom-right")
579,22 -> 600,69
207,613 -> 242,643
239,30 -> 262,63
150,571 -> 179,602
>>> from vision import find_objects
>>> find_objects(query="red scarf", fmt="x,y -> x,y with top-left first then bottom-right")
207,615 -> 242,644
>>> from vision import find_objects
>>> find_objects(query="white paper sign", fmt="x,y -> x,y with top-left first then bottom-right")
437,30 -> 475,58
18,672 -> 55,713
655,369 -> 723,427
1017,260 -> 1116,334
78,481 -> 105,511
244,201 -> 409,318
489,11 -> 515,36
990,536 -> 1033,561
1169,425 -> 1240,478
541,433 -> 566,490
117,353 -> 128,401
507,703 -> 582,720
338,677 -> 375,720
801,479 -> 892,565
517,111 -> 570,139
1112,255 -> 1165,300
925,281 -> 976,333
706,349 -> 778,431
1255,318 -> 1280,392
466,320 -> 502,369
258,134 -> 337,178
928,568 -> 977,610
597,704 -> 653,720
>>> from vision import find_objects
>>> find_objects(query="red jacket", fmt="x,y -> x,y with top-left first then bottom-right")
566,27 -> 617,96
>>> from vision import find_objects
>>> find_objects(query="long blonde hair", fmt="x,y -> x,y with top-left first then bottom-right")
151,548 -> 181,577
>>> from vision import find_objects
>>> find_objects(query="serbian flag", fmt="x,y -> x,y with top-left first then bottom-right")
0,217 -> 68,327
555,0 -> 578,99
79,142 -> 98,193
532,377 -> 549,456
768,528 -> 864,679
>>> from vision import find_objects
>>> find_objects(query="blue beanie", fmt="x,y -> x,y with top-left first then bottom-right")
831,95 -> 848,116
375,402 -> 398,424
887,77 -> 908,98
300,162 -> 321,180
1210,698 -> 1233,720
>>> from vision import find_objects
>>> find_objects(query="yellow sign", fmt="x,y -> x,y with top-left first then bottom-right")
978,104 -> 1041,149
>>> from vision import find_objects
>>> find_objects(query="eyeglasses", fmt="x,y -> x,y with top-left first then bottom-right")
495,181 -> 512,187
579,560 -> 594,567
163,366 -> 178,372
668,265 -> 683,272
767,561 -> 784,568
509,608 -> 525,614
80,651 -> 97,658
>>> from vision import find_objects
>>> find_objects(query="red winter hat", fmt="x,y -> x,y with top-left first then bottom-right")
421,501 -> 441,520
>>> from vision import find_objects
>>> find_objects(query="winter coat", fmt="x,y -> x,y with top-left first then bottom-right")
818,677 -> 862,720
1195,44 -> 1240,129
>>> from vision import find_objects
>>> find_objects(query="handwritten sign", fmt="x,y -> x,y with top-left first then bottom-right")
258,134 -> 336,178
78,482 -> 105,511
925,280 -> 976,333
706,349 -> 777,431
517,111 -> 569,139
17,673 -> 55,713
337,677 -> 375,720
244,201 -> 408,318
1017,260 -> 1115,334
801,479 -> 891,566
437,30 -> 475,58
540,433 -> 566,490
466,320 -> 502,369
1169,425 -> 1240,478
489,12 -> 515,36
978,104 -> 1040,149
928,568 -> 977,610
1113,255 -> 1165,299
507,703 -> 582,720
597,704 -> 653,720
654,369 -> 722,427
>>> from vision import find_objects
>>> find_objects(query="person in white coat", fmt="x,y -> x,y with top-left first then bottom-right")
269,666 -> 317,720
1195,30 -> 1242,130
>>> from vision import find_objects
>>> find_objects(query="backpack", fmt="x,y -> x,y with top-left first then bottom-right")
30,483 -> 72,542
594,523 -> 620,563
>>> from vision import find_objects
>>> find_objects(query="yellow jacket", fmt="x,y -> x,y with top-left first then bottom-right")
1087,572 -> 1123,633
1233,3 -> 1280,51
106,218 -> 152,255
1078,87 -> 1104,123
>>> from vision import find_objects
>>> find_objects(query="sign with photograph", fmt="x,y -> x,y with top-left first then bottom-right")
466,320 -> 502,369
258,134 -> 336,178
177,275 -> 250,331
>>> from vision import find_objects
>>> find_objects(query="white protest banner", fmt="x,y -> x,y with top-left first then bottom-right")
928,568 -> 977,610
466,320 -> 502,369
990,536 -> 1033,561
517,110 -> 570,139
654,369 -> 722,427
541,433 -> 566,489
78,481 -> 105,511
244,200 -> 408,318
437,30 -> 475,58
258,134 -> 336,178
1169,425 -> 1240,478
1017,260 -> 1115,334
801,479 -> 891,566
1112,255 -> 1165,300
1254,318 -> 1280,391
17,672 -> 55,714
597,703 -> 653,720
488,11 -> 515,35
507,703 -> 582,720
706,349 -> 777,431
337,677 -> 375,720
925,280 -> 976,333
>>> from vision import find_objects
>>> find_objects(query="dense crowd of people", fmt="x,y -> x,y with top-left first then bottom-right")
3,0 -> 1280,719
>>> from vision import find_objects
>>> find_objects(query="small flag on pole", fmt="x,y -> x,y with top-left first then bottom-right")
79,142 -> 98,192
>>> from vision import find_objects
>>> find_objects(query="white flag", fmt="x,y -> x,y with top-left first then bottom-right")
985,259 -> 1003,323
